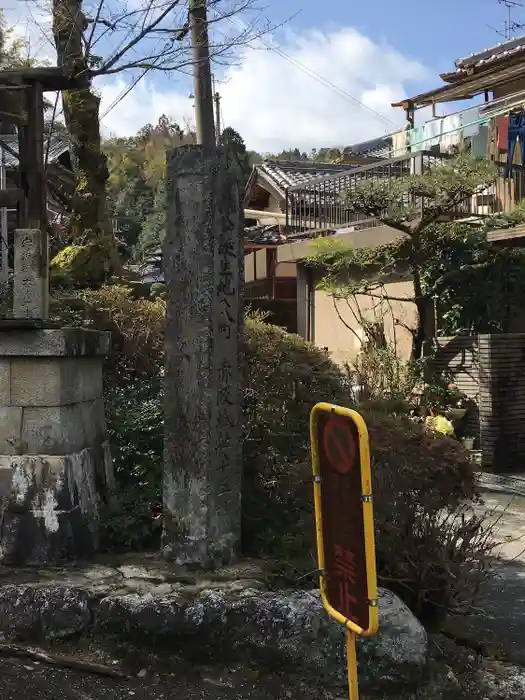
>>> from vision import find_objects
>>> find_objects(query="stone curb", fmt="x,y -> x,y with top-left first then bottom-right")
0,582 -> 427,690
477,472 -> 525,498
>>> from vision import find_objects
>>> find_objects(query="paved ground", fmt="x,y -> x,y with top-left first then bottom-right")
477,472 -> 525,499
476,488 -> 525,561
450,487 -> 525,664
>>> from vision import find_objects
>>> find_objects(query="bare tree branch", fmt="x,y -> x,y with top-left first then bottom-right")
94,0 -> 182,75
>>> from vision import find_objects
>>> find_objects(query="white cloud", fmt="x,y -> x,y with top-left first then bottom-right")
1,7 -> 431,153
3,0 -> 55,65
98,78 -> 195,137
98,25 -> 430,152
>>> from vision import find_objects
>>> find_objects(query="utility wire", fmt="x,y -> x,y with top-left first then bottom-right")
221,15 -> 401,130
99,5 -> 188,121
100,64 -> 156,119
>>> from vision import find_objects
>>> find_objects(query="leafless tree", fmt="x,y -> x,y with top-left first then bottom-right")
12,0 -> 278,282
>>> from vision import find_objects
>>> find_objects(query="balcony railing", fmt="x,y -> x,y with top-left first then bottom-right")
284,150 -> 525,233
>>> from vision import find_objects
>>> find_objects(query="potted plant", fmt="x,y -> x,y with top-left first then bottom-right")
462,436 -> 475,450
444,384 -> 469,421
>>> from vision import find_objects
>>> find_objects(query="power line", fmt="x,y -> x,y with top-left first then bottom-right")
53,5 -> 402,133
221,16 -> 401,130
265,44 -> 399,129
100,64 -> 156,119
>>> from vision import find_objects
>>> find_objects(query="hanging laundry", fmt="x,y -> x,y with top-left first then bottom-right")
461,106 -> 481,137
392,128 -> 408,156
440,114 -> 462,152
487,119 -> 498,159
496,115 -> 509,150
409,126 -> 425,151
471,125 -> 489,158
507,111 -> 525,169
422,119 -> 443,148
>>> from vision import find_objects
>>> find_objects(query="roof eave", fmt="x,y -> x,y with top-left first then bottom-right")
396,50 -> 525,109
243,165 -> 286,209
243,165 -> 259,206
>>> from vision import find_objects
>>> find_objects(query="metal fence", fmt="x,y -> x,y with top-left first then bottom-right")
284,151 -> 525,233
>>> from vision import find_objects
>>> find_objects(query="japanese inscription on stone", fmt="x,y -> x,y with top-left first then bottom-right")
213,181 -> 241,474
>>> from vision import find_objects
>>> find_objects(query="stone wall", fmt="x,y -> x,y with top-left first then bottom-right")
0,328 -> 114,563
435,333 -> 525,472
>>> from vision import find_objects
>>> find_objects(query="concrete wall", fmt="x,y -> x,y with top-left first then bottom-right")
277,225 -> 407,265
310,280 -> 417,366
245,254 -> 255,283
266,193 -> 282,213
275,262 -> 296,278
244,253 -> 297,284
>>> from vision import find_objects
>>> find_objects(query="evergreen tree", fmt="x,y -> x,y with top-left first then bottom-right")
218,126 -> 252,188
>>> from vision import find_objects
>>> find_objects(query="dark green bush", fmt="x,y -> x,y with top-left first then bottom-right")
261,411 -> 489,625
241,315 -> 349,555
51,287 -> 164,551
51,286 -> 492,624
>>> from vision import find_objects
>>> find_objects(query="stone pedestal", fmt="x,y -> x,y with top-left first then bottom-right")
0,328 -> 114,564
163,145 -> 243,568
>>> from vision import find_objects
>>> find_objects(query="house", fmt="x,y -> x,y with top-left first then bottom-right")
136,248 -> 164,284
244,159 -> 365,228
242,149 -> 394,317
242,149 -> 432,342
391,34 -> 525,245
243,159 -> 366,330
243,34 -> 525,363
273,225 -> 415,365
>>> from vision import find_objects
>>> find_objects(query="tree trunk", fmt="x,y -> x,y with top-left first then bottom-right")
51,0 -> 119,283
412,294 -> 428,360
410,232 -> 427,360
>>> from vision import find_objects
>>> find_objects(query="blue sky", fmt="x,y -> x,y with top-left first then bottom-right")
5,0 -> 525,152
276,0 -> 517,80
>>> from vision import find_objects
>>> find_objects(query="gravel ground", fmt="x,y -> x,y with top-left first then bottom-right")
0,655 -> 332,700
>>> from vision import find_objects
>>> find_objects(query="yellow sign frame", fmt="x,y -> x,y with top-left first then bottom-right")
310,403 -> 379,700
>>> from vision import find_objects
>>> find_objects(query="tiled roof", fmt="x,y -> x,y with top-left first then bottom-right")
452,34 -> 525,75
343,135 -> 393,159
258,160 -> 359,196
0,133 -> 70,167
244,224 -> 286,245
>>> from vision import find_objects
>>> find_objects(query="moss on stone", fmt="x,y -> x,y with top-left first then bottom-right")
50,242 -> 120,287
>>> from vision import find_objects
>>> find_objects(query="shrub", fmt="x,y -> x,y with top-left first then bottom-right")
51,286 -> 493,624
263,411 -> 489,625
365,412 -> 490,625
50,241 -> 120,287
242,315 -> 349,554
50,287 -> 164,551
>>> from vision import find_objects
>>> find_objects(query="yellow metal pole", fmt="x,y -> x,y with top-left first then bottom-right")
346,629 -> 359,700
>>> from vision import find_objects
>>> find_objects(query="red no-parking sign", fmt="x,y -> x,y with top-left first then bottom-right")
310,403 -> 379,700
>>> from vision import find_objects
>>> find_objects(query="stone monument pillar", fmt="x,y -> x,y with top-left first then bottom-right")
163,145 -> 243,568
12,228 -> 49,319
0,229 -> 114,564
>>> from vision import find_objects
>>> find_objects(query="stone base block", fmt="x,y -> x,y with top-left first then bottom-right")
0,328 -> 110,358
0,444 -> 114,565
